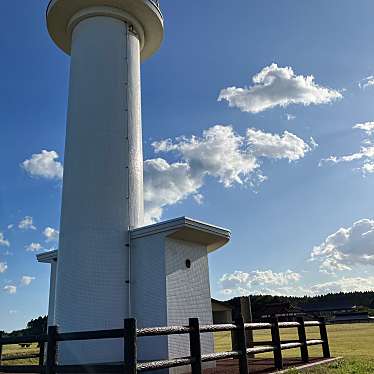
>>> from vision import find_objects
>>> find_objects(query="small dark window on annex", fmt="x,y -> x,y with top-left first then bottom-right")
185,259 -> 191,269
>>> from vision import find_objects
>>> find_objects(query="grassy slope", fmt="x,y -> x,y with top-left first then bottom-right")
291,360 -> 374,374
2,343 -> 39,365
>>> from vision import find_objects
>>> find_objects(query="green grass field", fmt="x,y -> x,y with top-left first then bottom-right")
2,323 -> 374,372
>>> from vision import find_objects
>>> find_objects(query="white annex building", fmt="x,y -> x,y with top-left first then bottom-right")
38,0 -> 231,370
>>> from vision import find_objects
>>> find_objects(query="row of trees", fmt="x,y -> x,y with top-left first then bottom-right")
1,316 -> 47,337
3,291 -> 374,335
231,291 -> 374,320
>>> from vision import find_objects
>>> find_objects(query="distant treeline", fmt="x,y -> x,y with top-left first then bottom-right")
230,291 -> 374,320
1,316 -> 47,337
3,291 -> 374,335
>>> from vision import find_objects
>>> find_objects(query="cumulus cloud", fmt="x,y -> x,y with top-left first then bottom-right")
310,219 -> 374,273
25,243 -> 44,252
219,269 -> 374,297
21,150 -> 63,180
320,122 -> 374,175
247,129 -> 317,161
144,159 -> 203,223
18,216 -> 36,230
21,276 -> 35,286
219,269 -> 302,296
286,114 -> 296,121
0,233 -> 10,247
152,125 -> 259,187
218,64 -> 342,113
4,285 -> 17,295
359,76 -> 374,90
310,277 -> 374,294
145,125 -> 314,223
43,227 -> 59,242
353,121 -> 374,135
0,262 -> 7,273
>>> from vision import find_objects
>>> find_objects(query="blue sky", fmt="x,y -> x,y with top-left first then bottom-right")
1,0 -> 374,331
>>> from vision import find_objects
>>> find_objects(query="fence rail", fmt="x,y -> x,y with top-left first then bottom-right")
0,316 -> 330,374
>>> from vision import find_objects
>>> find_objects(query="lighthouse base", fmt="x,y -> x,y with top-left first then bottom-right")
37,217 -> 230,373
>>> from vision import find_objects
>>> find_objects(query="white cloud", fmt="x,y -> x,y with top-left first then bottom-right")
0,233 -> 10,247
219,269 -> 302,296
310,277 -> 374,294
320,122 -> 374,175
144,159 -> 203,223
247,129 -> 316,161
218,63 -> 342,113
310,219 -> 374,273
25,243 -> 44,252
152,125 -> 259,187
43,227 -> 59,242
353,121 -> 374,135
219,269 -> 374,297
145,125 -> 314,223
359,76 -> 374,90
18,216 -> 36,230
4,285 -> 17,295
0,262 -> 7,273
7,224 -> 14,230
21,150 -> 63,180
21,276 -> 35,286
286,114 -> 296,121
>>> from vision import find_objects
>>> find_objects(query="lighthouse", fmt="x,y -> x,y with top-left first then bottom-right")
42,0 -> 231,369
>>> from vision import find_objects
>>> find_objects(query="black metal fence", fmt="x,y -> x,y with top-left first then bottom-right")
0,316 -> 330,374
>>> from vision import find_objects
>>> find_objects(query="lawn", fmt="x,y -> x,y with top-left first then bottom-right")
1,343 -> 39,365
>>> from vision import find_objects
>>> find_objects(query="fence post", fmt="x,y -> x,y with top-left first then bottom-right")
46,326 -> 58,374
0,331 -> 3,366
271,316 -> 283,370
234,315 -> 249,374
318,317 -> 331,358
296,317 -> 309,363
189,318 -> 202,374
124,319 -> 137,374
39,340 -> 46,366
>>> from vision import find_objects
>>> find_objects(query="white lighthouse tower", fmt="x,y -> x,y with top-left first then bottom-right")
47,0 -> 163,363
41,0 -> 231,369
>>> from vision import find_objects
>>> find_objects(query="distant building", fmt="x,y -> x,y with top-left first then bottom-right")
211,299 -> 233,324
260,302 -> 302,321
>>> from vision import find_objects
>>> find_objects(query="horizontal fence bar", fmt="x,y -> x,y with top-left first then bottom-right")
0,365 -> 42,373
304,321 -> 322,327
280,342 -> 302,350
1,353 -> 40,362
244,323 -> 272,331
200,324 -> 238,333
137,358 -> 192,372
278,322 -> 300,329
252,340 -> 300,346
247,345 -> 275,354
0,335 -> 47,345
57,364 -> 123,373
306,339 -> 324,346
57,329 -> 124,342
137,326 -> 190,337
201,351 -> 241,362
